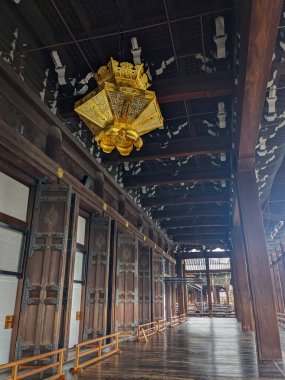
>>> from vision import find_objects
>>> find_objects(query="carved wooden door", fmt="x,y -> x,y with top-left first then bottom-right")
115,231 -> 138,335
138,245 -> 151,324
16,185 -> 71,359
152,251 -> 164,320
84,217 -> 110,340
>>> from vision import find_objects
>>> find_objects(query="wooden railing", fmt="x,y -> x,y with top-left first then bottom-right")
170,315 -> 180,327
0,348 -> 66,380
157,319 -> 167,332
137,321 -> 157,342
69,333 -> 120,374
180,314 -> 187,323
277,313 -> 285,327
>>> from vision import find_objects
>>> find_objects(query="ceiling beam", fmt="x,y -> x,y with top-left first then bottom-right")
151,207 -> 229,220
167,226 -> 229,236
142,193 -> 229,208
263,211 -> 284,222
179,252 -> 231,259
160,218 -> 229,229
103,135 -> 231,163
235,0 -> 282,171
186,269 -> 231,274
172,234 -> 229,242
125,167 -> 230,188
153,71 -> 235,103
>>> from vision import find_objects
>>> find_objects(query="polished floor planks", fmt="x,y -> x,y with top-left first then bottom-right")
64,318 -> 285,380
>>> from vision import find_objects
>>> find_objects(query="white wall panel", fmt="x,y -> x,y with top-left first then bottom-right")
0,172 -> 29,221
0,275 -> 18,364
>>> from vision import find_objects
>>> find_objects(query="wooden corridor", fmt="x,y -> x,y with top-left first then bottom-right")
62,318 -> 285,380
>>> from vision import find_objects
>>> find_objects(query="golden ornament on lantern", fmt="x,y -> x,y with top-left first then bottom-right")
74,58 -> 163,156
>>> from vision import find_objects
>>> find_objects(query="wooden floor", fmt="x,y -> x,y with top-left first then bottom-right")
64,318 -> 285,380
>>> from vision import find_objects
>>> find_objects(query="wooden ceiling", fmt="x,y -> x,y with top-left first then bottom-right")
1,0 -> 284,252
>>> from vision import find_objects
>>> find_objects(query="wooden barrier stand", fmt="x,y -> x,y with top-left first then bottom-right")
157,319 -> 167,332
0,348 -> 66,380
170,315 -> 180,327
70,333 -> 120,373
137,321 -> 158,342
277,313 -> 285,327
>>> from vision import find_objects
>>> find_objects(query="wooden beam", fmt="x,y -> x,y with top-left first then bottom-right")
167,226 -> 229,236
153,71 -> 236,103
236,0 -> 282,171
205,256 -> 213,315
142,193 -> 229,208
125,167 -> 230,188
103,136 -> 231,163
232,226 -> 254,332
151,208 -> 229,220
0,120 -> 175,264
263,211 -> 284,222
160,218 -> 229,229
237,169 -> 281,360
186,269 -> 231,274
173,235 -> 229,242
179,252 -> 231,260
0,58 -> 172,249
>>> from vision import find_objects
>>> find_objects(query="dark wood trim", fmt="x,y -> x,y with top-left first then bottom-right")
0,212 -> 28,233
153,71 -> 236,103
125,167 -> 230,188
237,169 -> 282,360
0,58 -> 171,248
142,193 -> 229,208
0,120 -> 175,264
235,0 -> 282,171
104,136 -> 231,163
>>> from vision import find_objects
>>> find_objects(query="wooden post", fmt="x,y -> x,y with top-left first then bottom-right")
182,263 -> 188,314
118,195 -> 126,217
232,226 -> 254,332
276,235 -> 285,312
212,285 -> 217,306
230,256 -> 242,322
94,172 -> 104,198
176,259 -> 185,315
205,256 -> 212,316
237,170 -> 281,360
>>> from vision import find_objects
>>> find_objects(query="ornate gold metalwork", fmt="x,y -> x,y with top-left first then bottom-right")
74,58 -> 163,156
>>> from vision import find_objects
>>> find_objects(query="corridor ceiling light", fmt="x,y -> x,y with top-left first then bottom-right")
74,58 -> 163,156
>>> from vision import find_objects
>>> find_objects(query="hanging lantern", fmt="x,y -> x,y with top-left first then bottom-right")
74,58 -> 163,156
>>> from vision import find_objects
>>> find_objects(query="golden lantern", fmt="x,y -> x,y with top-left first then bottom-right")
74,58 -> 163,156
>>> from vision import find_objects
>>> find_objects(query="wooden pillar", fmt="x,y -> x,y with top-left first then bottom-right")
237,170 -> 281,360
268,241 -> 285,315
213,285 -> 217,305
176,259 -> 185,315
232,227 -> 254,332
205,256 -> 212,316
231,255 -> 242,322
216,288 -> 220,304
226,286 -> 230,308
94,172 -> 104,198
183,263 -> 188,314
118,195 -> 126,217
277,234 -> 285,312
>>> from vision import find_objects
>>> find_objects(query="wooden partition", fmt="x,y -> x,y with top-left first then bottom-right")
0,348 -> 66,380
137,322 -> 157,342
115,231 -> 138,336
152,251 -> 164,320
15,185 -> 71,360
84,217 -> 111,340
70,333 -> 120,373
138,245 -> 151,324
